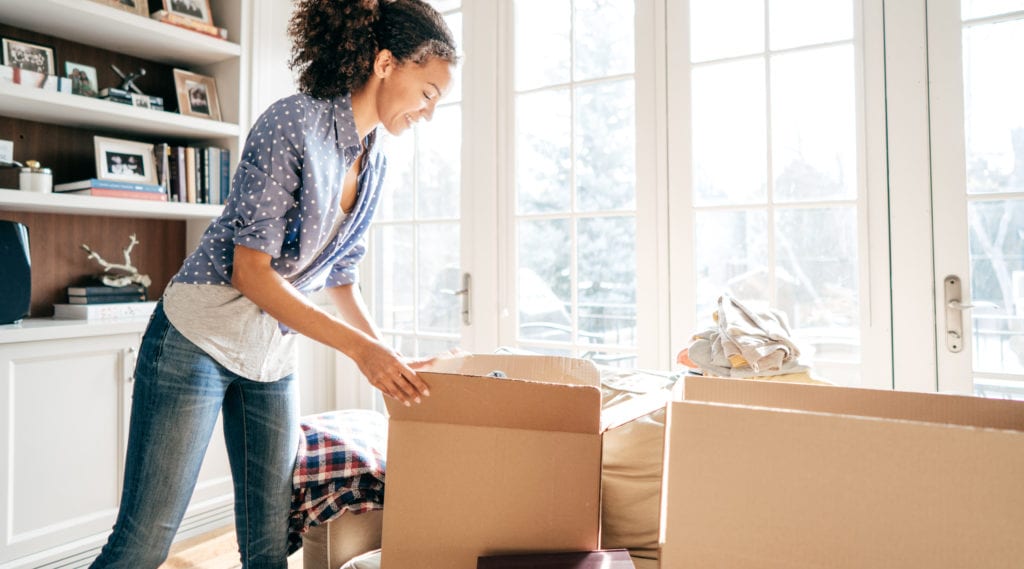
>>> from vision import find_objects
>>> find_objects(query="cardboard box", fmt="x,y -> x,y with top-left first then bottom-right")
660,376 -> 1024,568
380,354 -> 666,569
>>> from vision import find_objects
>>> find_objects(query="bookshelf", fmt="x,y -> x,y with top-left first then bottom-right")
0,0 -> 248,322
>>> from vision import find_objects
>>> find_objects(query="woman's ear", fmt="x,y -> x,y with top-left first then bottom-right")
374,49 -> 395,78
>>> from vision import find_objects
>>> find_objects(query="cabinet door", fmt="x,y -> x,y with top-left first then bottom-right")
0,334 -> 138,568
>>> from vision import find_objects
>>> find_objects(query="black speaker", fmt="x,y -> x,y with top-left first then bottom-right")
0,220 -> 31,324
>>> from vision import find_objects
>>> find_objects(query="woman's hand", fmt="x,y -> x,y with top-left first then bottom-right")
353,339 -> 431,406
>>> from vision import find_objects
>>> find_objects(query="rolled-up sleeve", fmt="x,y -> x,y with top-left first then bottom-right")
232,105 -> 303,258
325,239 -> 366,287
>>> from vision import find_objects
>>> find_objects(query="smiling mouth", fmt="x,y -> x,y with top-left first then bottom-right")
404,113 -> 415,127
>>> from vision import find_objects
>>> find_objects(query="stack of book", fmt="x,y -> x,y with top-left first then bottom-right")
53,178 -> 168,201
54,283 -> 155,321
66,283 -> 148,304
98,87 -> 165,111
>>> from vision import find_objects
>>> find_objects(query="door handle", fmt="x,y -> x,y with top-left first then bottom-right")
947,299 -> 999,311
441,272 -> 472,326
943,275 -> 998,353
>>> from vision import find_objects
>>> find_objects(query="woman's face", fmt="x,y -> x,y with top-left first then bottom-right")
376,54 -> 454,136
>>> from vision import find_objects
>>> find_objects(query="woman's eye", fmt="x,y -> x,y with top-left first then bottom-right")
423,92 -> 433,101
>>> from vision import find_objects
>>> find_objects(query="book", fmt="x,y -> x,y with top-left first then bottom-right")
53,301 -> 158,321
151,10 -> 229,40
477,550 -> 636,568
172,145 -> 187,202
57,187 -> 168,201
185,146 -> 197,203
54,178 -> 166,193
67,293 -> 147,304
219,147 -> 231,203
66,283 -> 147,296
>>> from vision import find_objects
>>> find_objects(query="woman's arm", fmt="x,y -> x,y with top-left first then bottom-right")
231,244 -> 429,404
325,282 -> 384,341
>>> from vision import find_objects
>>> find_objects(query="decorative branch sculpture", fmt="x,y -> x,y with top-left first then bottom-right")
81,234 -> 153,288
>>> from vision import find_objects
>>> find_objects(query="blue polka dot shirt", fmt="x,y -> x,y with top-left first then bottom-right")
172,92 -> 386,292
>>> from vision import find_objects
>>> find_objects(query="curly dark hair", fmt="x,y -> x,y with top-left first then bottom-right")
288,0 -> 457,100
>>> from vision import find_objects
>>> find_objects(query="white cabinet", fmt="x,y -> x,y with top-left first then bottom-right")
0,327 -> 234,568
0,333 -> 137,568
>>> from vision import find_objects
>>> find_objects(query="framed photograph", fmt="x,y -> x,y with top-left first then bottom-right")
64,61 -> 98,97
94,136 -> 158,185
2,38 -> 55,75
88,0 -> 149,18
164,0 -> 214,25
173,69 -> 221,121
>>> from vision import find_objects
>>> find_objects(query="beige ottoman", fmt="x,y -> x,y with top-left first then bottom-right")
301,510 -> 383,569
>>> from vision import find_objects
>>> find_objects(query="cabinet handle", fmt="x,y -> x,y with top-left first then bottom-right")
124,347 -> 137,383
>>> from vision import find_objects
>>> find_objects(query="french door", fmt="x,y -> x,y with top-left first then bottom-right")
929,0 -> 1024,398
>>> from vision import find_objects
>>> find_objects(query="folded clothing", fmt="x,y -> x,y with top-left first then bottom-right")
683,294 -> 808,378
289,409 -> 388,553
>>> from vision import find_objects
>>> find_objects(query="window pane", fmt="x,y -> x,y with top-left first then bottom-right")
416,106 -> 462,219
692,59 -> 767,206
769,0 -> 853,50
576,79 -> 636,211
771,45 -> 856,202
690,0 -> 764,62
419,337 -> 461,357
961,0 -> 1024,19
430,0 -> 461,12
963,19 -> 1024,195
775,206 -> 860,385
378,131 -> 415,221
574,0 -> 635,81
517,89 -> 572,213
417,222 -> 461,334
968,200 -> 1024,374
444,11 -> 463,104
578,216 -> 637,347
518,218 -> 572,342
515,0 -> 571,90
373,225 -> 415,331
695,209 -> 768,321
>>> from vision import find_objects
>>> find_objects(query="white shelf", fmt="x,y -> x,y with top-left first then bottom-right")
0,317 -> 147,344
0,83 -> 239,140
0,0 -> 240,66
0,188 -> 223,220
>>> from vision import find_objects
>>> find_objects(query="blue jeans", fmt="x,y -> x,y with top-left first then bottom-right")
90,302 -> 299,569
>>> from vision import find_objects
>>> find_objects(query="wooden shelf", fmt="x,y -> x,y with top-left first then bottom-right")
0,83 -> 239,140
0,188 -> 223,220
0,0 -> 240,66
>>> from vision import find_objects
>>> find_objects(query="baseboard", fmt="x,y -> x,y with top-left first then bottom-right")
1,503 -> 235,569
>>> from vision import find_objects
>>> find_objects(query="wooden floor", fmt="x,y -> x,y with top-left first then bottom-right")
160,527 -> 303,569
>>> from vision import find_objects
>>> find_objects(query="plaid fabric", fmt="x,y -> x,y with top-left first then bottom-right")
288,409 -> 387,553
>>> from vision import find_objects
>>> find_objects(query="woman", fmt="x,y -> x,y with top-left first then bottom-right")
90,1 -> 456,567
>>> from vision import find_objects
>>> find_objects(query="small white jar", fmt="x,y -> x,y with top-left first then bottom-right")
19,161 -> 52,193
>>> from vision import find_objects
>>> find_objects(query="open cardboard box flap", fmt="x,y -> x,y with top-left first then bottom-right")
679,375 -> 1024,430
386,354 -> 667,434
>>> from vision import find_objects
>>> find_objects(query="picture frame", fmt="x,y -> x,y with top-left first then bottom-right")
64,61 -> 98,97
163,0 -> 214,25
2,38 -> 55,75
88,0 -> 149,18
94,136 -> 158,185
173,69 -> 221,121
